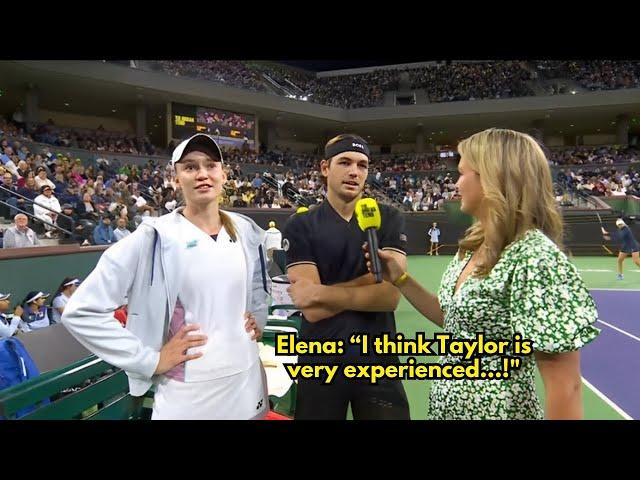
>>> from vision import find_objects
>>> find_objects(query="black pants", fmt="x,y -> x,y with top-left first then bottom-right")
295,376 -> 410,420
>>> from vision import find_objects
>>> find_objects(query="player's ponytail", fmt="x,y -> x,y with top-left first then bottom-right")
219,209 -> 237,242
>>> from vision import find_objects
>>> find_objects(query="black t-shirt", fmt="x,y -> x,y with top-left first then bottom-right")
282,200 -> 407,363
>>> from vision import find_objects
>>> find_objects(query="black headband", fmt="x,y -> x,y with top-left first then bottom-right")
325,138 -> 370,160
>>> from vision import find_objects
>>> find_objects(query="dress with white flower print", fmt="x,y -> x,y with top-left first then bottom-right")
429,229 -> 600,420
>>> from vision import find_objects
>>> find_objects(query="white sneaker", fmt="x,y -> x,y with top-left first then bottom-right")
44,231 -> 53,238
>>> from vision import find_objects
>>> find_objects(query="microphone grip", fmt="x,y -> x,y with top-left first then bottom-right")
367,228 -> 383,283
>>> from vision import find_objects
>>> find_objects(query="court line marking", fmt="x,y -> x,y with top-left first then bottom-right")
597,320 -> 640,343
589,288 -> 640,291
581,377 -> 633,420
578,269 -> 640,273
583,288 -> 635,419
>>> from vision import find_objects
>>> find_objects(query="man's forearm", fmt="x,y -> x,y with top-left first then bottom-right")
332,273 -> 376,288
315,281 -> 401,313
301,305 -> 343,323
300,276 -> 400,322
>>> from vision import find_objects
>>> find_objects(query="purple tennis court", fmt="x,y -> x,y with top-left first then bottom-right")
581,289 -> 640,419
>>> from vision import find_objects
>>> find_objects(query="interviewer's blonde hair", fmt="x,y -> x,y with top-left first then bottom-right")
457,128 -> 563,277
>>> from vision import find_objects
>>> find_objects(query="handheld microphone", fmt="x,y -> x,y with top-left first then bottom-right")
355,198 -> 383,283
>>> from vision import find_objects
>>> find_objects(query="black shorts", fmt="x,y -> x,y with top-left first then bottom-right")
621,249 -> 639,255
295,375 -> 410,420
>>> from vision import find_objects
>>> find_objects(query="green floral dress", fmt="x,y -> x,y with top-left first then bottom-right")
429,229 -> 600,419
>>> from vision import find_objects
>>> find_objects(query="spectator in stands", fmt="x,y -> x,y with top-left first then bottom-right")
19,291 -> 52,332
251,173 -> 263,189
0,146 -> 11,165
62,133 -> 270,420
15,176 -> 37,215
93,214 -> 116,245
139,171 -> 152,188
84,178 -> 96,197
33,185 -> 62,238
52,170 -> 67,192
77,192 -> 99,220
50,278 -> 81,324
0,293 -> 23,338
149,175 -> 164,200
131,189 -> 155,215
34,166 -> 56,191
109,194 -> 129,220
536,60 -> 640,92
0,171 -> 20,219
31,154 -> 48,175
56,203 -> 84,244
68,164 -> 86,187
1,148 -> 20,178
2,213 -> 39,248
162,188 -> 178,214
157,60 -> 267,93
113,217 -> 132,241
16,160 -> 29,178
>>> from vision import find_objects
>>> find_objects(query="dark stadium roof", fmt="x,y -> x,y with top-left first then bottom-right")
277,60 -> 428,72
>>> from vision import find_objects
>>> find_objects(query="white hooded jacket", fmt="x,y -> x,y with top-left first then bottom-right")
61,208 -> 271,396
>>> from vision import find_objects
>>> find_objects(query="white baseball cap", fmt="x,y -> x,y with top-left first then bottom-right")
171,134 -> 224,167
616,219 -> 626,227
